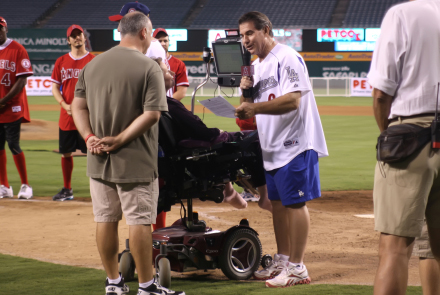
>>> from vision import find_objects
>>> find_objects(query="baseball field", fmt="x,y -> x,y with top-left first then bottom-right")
0,95 -> 424,294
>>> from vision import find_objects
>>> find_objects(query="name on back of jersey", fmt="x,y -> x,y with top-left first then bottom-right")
0,60 -> 16,72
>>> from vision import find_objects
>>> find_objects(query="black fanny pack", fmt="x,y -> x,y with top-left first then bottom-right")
376,123 -> 431,163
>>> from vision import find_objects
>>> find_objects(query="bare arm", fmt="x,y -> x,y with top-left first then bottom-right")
0,76 -> 27,107
52,83 -> 71,116
372,88 -> 393,132
172,86 -> 188,101
94,111 -> 161,153
71,96 -> 102,154
235,91 -> 301,119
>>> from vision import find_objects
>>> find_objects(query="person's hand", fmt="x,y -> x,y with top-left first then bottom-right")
94,136 -> 123,154
235,102 -> 256,120
0,98 -> 6,109
64,103 -> 72,116
240,76 -> 253,91
86,136 -> 103,155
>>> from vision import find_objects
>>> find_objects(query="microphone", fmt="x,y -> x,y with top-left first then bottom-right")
241,49 -> 254,99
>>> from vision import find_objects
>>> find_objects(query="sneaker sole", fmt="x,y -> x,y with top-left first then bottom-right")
265,277 -> 311,288
0,196 -> 13,199
18,196 -> 33,199
54,196 -> 74,201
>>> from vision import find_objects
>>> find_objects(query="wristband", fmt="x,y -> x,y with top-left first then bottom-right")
59,100 -> 65,105
85,134 -> 95,143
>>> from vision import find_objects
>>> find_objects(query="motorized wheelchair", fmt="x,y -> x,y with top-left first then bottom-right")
118,111 -> 267,286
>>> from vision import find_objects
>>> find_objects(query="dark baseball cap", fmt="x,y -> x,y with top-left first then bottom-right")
153,28 -> 168,38
66,24 -> 84,37
0,17 -> 7,28
108,2 -> 151,22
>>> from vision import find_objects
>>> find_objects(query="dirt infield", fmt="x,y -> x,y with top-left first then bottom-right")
0,191 -> 421,286
6,103 -> 421,286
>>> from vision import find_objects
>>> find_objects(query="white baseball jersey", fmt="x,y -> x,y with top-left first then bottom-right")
252,43 -> 328,171
146,38 -> 169,68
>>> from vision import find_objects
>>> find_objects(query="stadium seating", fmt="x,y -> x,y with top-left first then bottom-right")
189,0 -> 337,29
0,0 -> 57,28
343,0 -> 404,27
43,0 -> 196,29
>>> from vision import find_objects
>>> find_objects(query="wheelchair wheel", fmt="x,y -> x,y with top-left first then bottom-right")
158,258 -> 171,288
261,254 -> 273,268
119,251 -> 135,282
219,228 -> 262,280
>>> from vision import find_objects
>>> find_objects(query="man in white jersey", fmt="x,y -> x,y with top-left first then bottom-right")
367,1 -> 440,294
109,2 -> 169,68
236,11 -> 328,289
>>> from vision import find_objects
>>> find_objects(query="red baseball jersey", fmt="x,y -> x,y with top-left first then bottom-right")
51,52 -> 95,130
0,39 -> 33,123
167,55 -> 189,97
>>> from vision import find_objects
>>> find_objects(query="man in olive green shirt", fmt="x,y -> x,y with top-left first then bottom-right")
72,12 -> 184,295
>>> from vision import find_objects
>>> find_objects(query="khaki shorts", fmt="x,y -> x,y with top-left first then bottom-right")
374,116 -> 440,237
412,223 -> 434,259
90,177 -> 159,225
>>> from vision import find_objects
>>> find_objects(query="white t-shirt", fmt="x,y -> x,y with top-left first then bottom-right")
146,38 -> 169,68
368,0 -> 440,119
252,43 -> 328,171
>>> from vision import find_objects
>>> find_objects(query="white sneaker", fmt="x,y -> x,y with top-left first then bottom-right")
240,190 -> 259,202
0,185 -> 13,198
253,254 -> 287,280
265,262 -> 311,288
17,184 -> 33,199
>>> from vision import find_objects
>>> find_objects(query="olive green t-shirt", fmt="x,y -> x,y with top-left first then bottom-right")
74,46 -> 168,183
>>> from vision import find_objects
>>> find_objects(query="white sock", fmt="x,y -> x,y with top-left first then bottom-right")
139,278 -> 154,289
278,254 -> 289,261
108,274 -> 122,285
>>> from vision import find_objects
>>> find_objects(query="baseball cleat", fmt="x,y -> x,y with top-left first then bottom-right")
53,187 -> 74,201
17,184 -> 32,199
0,185 -> 13,198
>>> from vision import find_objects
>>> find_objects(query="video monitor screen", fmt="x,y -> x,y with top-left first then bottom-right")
212,42 -> 243,75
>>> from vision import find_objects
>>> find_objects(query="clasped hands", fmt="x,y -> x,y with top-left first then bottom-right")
86,136 -> 123,155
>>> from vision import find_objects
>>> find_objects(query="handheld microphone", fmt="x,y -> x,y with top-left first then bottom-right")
241,49 -> 254,99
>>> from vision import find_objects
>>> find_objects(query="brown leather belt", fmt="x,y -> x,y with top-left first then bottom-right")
390,113 -> 436,123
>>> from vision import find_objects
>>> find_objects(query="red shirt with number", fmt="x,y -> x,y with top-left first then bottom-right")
167,55 -> 189,97
0,38 -> 33,123
51,52 -> 95,130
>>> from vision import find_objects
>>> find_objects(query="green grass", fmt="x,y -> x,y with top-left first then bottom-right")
5,95 -> 377,197
0,254 -> 422,295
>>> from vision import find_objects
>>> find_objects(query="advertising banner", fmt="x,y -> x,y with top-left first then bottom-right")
8,29 -> 71,60
350,77 -> 373,96
25,76 -> 52,96
306,61 -> 371,78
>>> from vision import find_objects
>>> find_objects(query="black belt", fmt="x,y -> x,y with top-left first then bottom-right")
390,113 -> 436,123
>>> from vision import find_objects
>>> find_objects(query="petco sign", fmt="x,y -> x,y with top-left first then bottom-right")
350,78 -> 373,97
317,28 -> 365,42
25,76 -> 52,96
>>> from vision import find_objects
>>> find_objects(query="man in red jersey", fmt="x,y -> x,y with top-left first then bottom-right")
153,28 -> 189,101
50,24 -> 94,201
0,17 -> 33,199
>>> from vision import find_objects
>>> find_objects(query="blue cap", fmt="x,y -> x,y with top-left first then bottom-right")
109,2 -> 150,22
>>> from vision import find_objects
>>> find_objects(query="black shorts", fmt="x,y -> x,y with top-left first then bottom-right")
0,118 -> 22,152
59,129 -> 87,154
